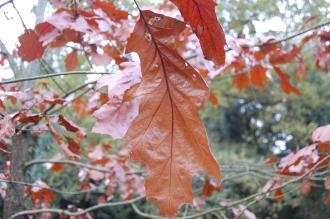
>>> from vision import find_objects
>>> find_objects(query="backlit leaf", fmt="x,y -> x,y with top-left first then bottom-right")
171,0 -> 226,66
125,10 -> 220,216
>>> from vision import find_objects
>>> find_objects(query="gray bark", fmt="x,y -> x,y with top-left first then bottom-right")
2,133 -> 35,219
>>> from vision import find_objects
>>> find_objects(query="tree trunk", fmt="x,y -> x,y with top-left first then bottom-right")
3,133 -> 34,219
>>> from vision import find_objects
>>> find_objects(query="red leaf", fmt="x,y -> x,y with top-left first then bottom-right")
326,193 -> 330,206
65,50 -> 79,71
92,62 -> 141,139
18,113 -> 41,124
46,116 -> 80,158
208,91 -> 219,106
171,0 -> 226,66
273,188 -> 283,202
269,45 -> 301,65
18,29 -> 45,62
201,179 -> 220,198
92,0 -> 128,22
66,136 -> 81,155
273,66 -> 301,96
295,58 -> 308,82
250,65 -> 267,91
58,115 -> 86,136
125,10 -> 220,216
265,155 -> 277,166
312,124 -> 330,144
233,72 -> 250,91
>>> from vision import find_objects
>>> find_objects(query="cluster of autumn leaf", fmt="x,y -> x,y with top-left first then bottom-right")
263,125 -> 330,205
0,0 -> 330,217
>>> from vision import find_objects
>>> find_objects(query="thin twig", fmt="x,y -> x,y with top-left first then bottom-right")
0,179 -> 104,195
8,195 -> 145,219
130,154 -> 330,219
0,71 -> 111,85
25,159 -> 112,173
0,0 -> 13,9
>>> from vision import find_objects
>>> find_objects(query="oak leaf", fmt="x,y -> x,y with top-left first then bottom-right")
171,0 -> 226,66
124,10 -> 220,216
250,64 -> 267,91
273,66 -> 301,96
92,62 -> 141,139
312,124 -> 330,144
233,72 -> 249,91
65,50 -> 79,71
18,29 -> 45,62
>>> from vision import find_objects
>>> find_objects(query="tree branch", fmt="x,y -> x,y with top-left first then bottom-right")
0,71 -> 111,85
25,159 -> 112,173
130,154 -> 330,219
0,179 -> 104,195
8,195 -> 145,219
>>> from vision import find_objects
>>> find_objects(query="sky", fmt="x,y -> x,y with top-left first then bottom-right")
0,0 -> 38,80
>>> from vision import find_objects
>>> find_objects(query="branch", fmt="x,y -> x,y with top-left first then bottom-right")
0,0 -> 12,9
8,195 -> 145,219
131,154 -> 330,219
0,71 -> 111,85
43,81 -> 96,114
25,159 -> 145,176
0,179 -> 104,195
253,20 -> 330,47
225,20 -> 330,52
25,159 -> 112,173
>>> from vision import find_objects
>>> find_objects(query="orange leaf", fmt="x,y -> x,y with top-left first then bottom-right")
295,58 -> 308,82
233,72 -> 250,91
201,179 -> 220,198
125,10 -> 220,216
273,188 -> 283,202
92,0 -> 128,22
325,193 -> 330,206
265,155 -> 277,166
65,50 -> 78,71
18,29 -> 45,62
171,0 -> 226,66
58,115 -> 86,136
18,113 -> 41,124
312,124 -> 330,144
250,65 -> 267,91
208,91 -> 219,106
273,66 -> 301,96
45,116 -> 79,158
269,45 -> 301,65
